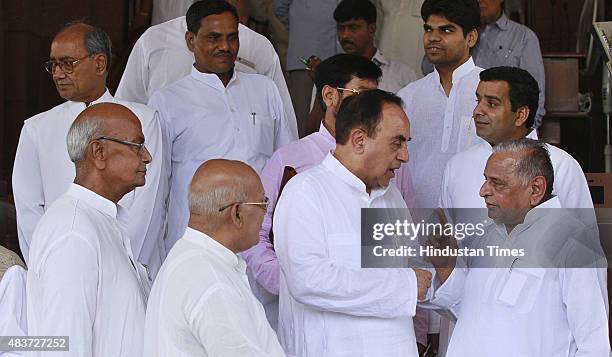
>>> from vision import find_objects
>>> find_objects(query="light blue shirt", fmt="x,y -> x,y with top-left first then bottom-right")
473,13 -> 546,128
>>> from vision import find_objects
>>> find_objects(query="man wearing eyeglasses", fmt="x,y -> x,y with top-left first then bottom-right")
144,159 -> 286,356
12,22 -> 167,278
27,103 -> 153,357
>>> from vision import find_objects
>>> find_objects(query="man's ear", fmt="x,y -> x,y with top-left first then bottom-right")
349,128 -> 367,154
229,204 -> 244,228
322,85 -> 339,109
185,31 -> 196,53
368,23 -> 376,37
466,29 -> 478,49
94,53 -> 108,75
90,140 -> 107,170
514,106 -> 530,128
529,175 -> 547,206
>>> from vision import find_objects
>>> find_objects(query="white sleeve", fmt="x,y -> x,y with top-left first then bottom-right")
274,188 -> 418,318
562,268 -> 610,356
269,82 -> 297,150
439,160 -> 453,209
268,52 -> 298,138
27,234 -> 98,357
11,124 -> 44,264
116,38 -> 150,104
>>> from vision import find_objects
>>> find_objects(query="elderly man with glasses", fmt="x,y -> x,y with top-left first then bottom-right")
144,159 -> 285,357
12,21 -> 167,278
27,103 -> 153,357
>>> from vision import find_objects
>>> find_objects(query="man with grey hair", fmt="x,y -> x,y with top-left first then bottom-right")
144,159 -> 285,356
427,138 -> 609,356
27,103 -> 152,357
12,21 -> 167,277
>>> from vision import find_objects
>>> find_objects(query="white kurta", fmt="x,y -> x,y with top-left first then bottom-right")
440,138 -> 594,209
27,184 -> 148,357
374,49 -> 418,93
148,68 -> 296,250
273,153 -> 419,357
12,90 -> 166,277
144,227 -> 285,357
397,58 -> 483,209
115,16 -> 298,138
430,197 -> 610,357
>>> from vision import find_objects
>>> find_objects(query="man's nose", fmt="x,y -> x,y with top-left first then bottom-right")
398,145 -> 409,163
141,145 -> 152,164
479,180 -> 490,198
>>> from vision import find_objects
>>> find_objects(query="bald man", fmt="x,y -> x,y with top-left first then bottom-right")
12,21 -> 166,277
144,159 -> 285,356
27,103 -> 152,357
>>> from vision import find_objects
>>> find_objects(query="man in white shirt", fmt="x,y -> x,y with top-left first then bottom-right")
27,103 -> 152,357
441,66 -> 593,210
144,159 -> 285,356
429,138 -> 610,356
147,0 -> 296,250
397,0 -> 482,209
334,0 -> 418,93
12,22 -> 166,276
274,89 -> 432,357
117,0 -> 298,137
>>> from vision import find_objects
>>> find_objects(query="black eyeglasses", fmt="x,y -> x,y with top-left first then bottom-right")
95,136 -> 147,155
43,54 -> 94,74
218,197 -> 270,212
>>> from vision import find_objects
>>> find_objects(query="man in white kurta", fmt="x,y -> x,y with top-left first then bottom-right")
429,140 -> 609,356
27,104 -> 151,357
115,14 -> 298,136
274,90 -> 431,357
147,2 -> 296,250
397,0 -> 482,209
144,160 -> 285,357
440,67 -> 592,210
12,23 -> 166,277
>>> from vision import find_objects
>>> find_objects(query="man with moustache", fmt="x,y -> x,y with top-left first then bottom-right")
148,0 -> 295,253
117,0 -> 297,137
12,22 -> 165,277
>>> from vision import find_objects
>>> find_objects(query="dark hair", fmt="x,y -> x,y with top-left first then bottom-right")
186,0 -> 239,33
58,21 -> 113,71
334,0 -> 377,24
314,54 -> 381,112
421,0 -> 480,37
335,89 -> 404,145
480,66 -> 540,130
493,138 -> 554,198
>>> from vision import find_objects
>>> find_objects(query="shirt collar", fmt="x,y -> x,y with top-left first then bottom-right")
318,122 -> 335,144
182,227 -> 246,272
321,152 -> 390,199
493,12 -> 510,31
190,65 -> 239,91
372,49 -> 389,67
66,183 -> 120,219
433,57 -> 476,84
66,88 -> 113,111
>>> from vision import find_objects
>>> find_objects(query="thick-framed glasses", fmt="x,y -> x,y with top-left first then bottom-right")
43,54 -> 94,74
95,136 -> 147,155
218,197 -> 270,212
336,87 -> 361,95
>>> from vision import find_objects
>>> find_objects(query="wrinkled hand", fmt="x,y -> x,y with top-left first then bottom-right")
414,268 -> 432,301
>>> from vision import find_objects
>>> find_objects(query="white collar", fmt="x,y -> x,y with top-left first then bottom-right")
65,88 -> 113,111
190,66 -> 239,91
318,122 -> 335,145
372,49 -> 389,67
321,152 -> 391,200
67,183 -> 125,220
433,57 -> 476,85
182,227 -> 246,272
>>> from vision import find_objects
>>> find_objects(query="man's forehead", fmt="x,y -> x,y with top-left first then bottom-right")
198,12 -> 238,31
477,80 -> 510,98
486,152 -> 520,175
425,14 -> 461,28
345,76 -> 378,90
50,34 -> 87,57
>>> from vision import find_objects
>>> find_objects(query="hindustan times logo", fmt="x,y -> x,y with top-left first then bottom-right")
372,220 -> 486,241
